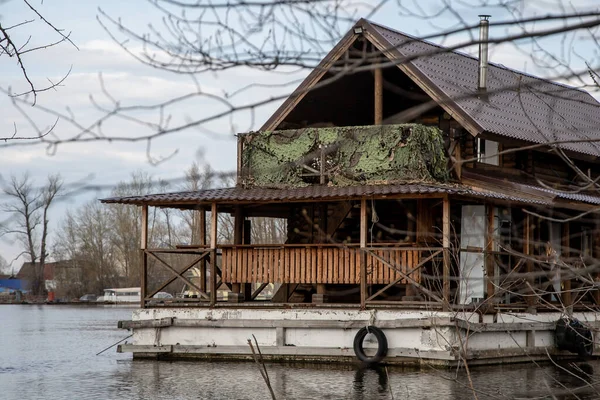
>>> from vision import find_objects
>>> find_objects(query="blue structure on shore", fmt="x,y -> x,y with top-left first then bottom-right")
0,277 -> 28,293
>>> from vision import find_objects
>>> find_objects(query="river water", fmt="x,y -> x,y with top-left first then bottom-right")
1,305 -> 599,400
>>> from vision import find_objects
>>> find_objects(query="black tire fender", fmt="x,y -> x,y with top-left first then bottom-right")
353,325 -> 388,364
577,328 -> 594,358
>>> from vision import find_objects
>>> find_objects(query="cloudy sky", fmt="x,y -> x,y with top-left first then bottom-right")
1,0 -> 598,268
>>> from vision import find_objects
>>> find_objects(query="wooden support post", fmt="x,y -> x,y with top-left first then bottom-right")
316,284 -> 326,294
360,198 -> 368,309
236,134 -> 243,186
486,205 -> 495,299
231,206 -> 242,296
210,203 -> 218,306
593,222 -> 600,305
140,205 -> 148,309
416,199 -> 431,244
319,203 -> 328,243
199,209 -> 207,293
374,68 -> 383,125
233,207 -> 252,300
524,213 -> 536,310
442,197 -> 451,310
234,206 -> 244,245
562,222 -> 571,307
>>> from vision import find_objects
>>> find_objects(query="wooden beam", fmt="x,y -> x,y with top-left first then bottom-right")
210,202 -> 218,306
453,137 -> 462,180
251,283 -> 269,300
524,213 -> 536,310
140,205 -> 148,309
260,31 -> 358,131
199,210 -> 206,245
367,249 -> 442,301
486,205 -> 495,299
236,134 -> 243,186
360,198 -> 368,309
374,67 -> 383,125
593,222 -> 600,305
442,196 -> 450,310
200,209 -> 207,292
234,206 -> 244,245
145,252 -> 210,300
141,205 -> 148,249
562,222 -> 571,307
148,252 -> 209,300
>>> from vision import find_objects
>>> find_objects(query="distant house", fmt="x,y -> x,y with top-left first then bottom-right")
17,260 -> 78,292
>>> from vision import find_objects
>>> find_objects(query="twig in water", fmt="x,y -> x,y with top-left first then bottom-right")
385,366 -> 395,400
247,334 -> 277,400
96,334 -> 133,356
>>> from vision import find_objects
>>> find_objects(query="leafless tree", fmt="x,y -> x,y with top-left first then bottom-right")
53,201 -> 119,296
1,1 -> 599,154
1,173 -> 62,294
0,254 -> 9,275
178,162 -> 214,245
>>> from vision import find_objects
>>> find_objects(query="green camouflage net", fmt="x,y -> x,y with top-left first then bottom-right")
241,124 -> 448,187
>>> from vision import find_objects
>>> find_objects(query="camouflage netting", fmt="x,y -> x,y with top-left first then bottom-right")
241,124 -> 449,187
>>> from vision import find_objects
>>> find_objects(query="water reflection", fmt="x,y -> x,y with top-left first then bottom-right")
352,366 -> 389,399
2,305 -> 600,400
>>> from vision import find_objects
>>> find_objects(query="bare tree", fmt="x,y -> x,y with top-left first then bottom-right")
1,1 -> 599,154
1,173 -> 62,294
0,0 -> 76,105
0,254 -> 9,275
177,162 -> 214,245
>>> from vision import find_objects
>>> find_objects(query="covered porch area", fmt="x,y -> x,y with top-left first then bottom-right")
103,184 -> 461,309
101,182 -> 600,311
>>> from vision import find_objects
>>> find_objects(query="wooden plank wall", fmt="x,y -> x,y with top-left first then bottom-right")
221,247 -> 421,284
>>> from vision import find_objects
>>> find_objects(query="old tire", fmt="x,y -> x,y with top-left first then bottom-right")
353,326 -> 388,364
577,328 -> 594,358
555,318 -> 594,358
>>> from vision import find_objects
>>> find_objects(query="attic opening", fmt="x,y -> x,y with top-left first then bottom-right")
476,138 -> 499,166
276,39 -> 445,130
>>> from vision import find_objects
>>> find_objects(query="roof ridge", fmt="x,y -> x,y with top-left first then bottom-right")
365,19 -> 593,96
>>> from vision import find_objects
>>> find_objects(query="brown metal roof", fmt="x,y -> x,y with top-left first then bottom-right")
263,19 -> 600,157
100,183 -> 551,207
462,170 -> 600,206
367,21 -> 600,157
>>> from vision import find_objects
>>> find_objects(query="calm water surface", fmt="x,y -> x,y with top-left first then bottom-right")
1,305 -> 599,399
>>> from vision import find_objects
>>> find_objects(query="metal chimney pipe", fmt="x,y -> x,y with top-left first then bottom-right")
478,15 -> 491,92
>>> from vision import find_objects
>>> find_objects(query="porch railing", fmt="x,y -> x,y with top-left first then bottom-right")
220,244 -> 440,285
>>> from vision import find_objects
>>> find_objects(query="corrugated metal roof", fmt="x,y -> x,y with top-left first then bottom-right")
369,22 -> 600,157
462,170 -> 600,206
100,183 -> 550,206
521,184 -> 600,205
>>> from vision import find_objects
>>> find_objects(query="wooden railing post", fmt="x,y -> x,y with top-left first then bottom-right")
442,196 -> 450,310
562,222 -> 571,307
210,202 -> 218,306
593,221 -> 600,305
524,213 -> 536,311
140,205 -> 148,309
485,205 -> 495,299
199,208 -> 207,293
360,198 -> 368,309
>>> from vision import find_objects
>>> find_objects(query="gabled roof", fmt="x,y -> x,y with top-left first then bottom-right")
263,19 -> 600,157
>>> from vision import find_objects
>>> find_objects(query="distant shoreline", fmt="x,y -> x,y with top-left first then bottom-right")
0,301 -> 138,307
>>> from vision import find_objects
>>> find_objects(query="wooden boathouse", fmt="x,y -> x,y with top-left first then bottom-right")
104,17 -> 600,365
